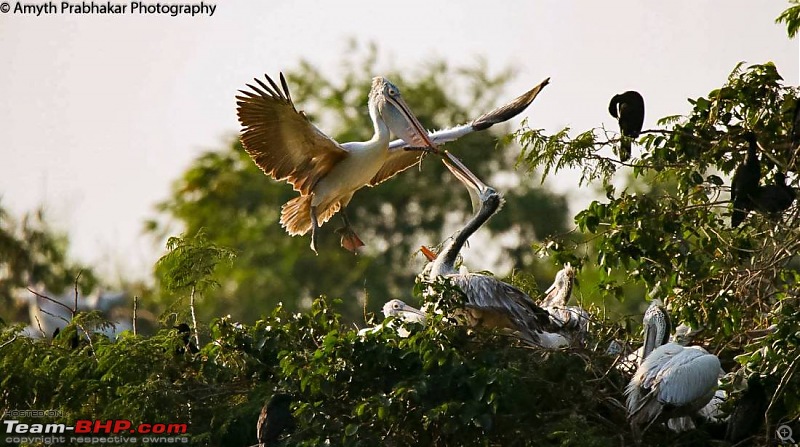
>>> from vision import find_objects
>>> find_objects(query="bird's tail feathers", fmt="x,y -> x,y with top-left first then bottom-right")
618,138 -> 632,162
280,195 -> 341,236
280,195 -> 313,236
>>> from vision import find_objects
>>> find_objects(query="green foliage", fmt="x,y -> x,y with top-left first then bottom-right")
1,292 -> 652,446
777,1 -> 800,38
156,230 -> 235,296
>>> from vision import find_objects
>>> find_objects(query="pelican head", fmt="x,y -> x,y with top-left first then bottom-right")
370,77 -> 436,150
542,263 -> 574,307
641,299 -> 671,361
382,299 -> 426,324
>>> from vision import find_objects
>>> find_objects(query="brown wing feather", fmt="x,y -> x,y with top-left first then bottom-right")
236,73 -> 349,195
368,150 -> 426,186
451,273 -> 550,334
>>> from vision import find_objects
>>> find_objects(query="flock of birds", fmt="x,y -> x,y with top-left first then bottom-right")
236,72 -> 796,445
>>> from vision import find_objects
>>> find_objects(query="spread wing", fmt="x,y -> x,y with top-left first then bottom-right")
367,149 -> 427,187
370,77 -> 550,186
236,73 -> 349,195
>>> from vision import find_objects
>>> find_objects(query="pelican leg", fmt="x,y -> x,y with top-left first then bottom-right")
336,210 -> 364,253
310,206 -> 320,255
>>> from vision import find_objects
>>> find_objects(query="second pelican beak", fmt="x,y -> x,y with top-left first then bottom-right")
383,92 -> 438,152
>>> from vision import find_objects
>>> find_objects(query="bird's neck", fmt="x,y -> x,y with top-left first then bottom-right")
431,196 -> 497,278
543,282 -> 571,308
365,102 -> 391,150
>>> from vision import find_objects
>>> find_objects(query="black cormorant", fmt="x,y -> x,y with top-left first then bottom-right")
608,91 -> 645,162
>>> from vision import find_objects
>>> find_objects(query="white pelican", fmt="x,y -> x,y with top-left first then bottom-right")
237,74 -> 549,253
625,300 -> 721,438
419,158 -> 565,348
540,263 -> 590,337
358,299 -> 427,338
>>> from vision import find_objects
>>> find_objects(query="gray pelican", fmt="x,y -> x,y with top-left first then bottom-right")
540,263 -> 590,337
419,158 -> 564,348
358,299 -> 427,337
625,300 -> 721,439
237,74 -> 549,253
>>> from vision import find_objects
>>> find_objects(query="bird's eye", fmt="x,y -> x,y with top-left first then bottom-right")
387,88 -> 397,96
394,303 -> 401,309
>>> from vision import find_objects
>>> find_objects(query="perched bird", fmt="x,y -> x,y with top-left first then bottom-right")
174,323 -> 199,355
725,376 -> 768,443
753,171 -> 796,216
731,132 -> 762,227
539,263 -> 590,337
608,91 -> 645,162
358,299 -> 427,337
625,301 -> 720,439
237,74 -> 549,253
257,393 -> 295,447
419,156 -> 563,348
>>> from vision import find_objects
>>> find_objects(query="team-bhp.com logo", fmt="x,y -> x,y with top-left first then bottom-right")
4,419 -> 189,444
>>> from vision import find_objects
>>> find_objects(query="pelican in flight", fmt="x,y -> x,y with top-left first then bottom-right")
237,73 -> 549,253
608,91 -> 645,162
625,300 -> 721,439
540,263 -> 590,338
419,159 -> 564,348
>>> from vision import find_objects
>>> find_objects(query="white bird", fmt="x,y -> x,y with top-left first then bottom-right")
625,300 -> 721,439
540,263 -> 590,338
237,73 -> 549,253
358,299 -> 427,338
419,157 -> 565,348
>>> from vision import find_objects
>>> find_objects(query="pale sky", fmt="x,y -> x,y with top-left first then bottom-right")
0,1 -> 797,282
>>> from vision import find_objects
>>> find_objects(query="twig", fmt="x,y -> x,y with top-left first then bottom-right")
38,308 -> 70,327
27,288 -> 73,316
765,353 -> 799,441
190,285 -> 200,347
73,320 -> 99,363
73,270 -> 83,318
0,335 -> 17,349
133,296 -> 138,336
33,315 -> 47,338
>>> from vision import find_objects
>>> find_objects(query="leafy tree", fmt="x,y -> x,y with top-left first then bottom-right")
156,230 -> 235,344
148,45 -> 570,323
516,60 -> 800,441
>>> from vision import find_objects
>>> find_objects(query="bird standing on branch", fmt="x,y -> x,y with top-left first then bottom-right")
625,300 -> 720,440
608,91 -> 645,162
730,132 -> 762,227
